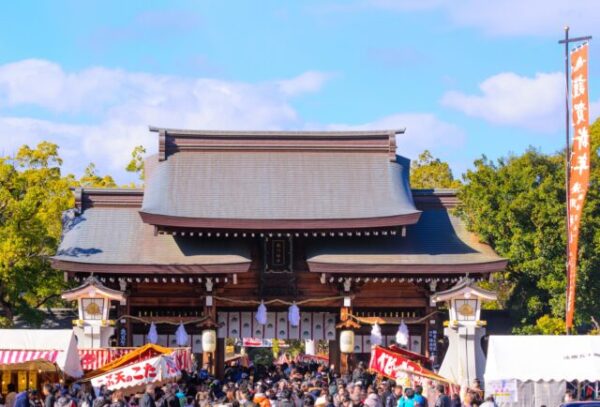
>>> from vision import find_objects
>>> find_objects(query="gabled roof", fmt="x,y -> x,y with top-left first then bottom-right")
306,210 -> 507,274
61,276 -> 126,302
139,128 -> 420,230
52,204 -> 251,275
432,277 -> 497,302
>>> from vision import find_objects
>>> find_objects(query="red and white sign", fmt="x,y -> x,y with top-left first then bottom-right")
91,355 -> 180,392
79,349 -> 131,371
566,42 -> 591,329
368,346 -> 449,383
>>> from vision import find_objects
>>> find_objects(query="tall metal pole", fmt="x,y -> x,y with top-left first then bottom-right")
563,26 -> 571,332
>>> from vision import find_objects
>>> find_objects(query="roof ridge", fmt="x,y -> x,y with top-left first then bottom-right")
150,127 -> 402,161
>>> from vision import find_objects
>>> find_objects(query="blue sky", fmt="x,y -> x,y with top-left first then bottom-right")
0,0 -> 599,183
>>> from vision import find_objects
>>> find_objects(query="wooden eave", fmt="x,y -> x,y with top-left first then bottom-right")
51,259 -> 250,275
138,211 -> 421,231
306,259 -> 508,274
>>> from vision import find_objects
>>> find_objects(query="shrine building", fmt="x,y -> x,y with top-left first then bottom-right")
52,128 -> 506,375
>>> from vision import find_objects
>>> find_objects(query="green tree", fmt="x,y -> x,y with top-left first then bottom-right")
126,145 -> 146,182
78,163 -> 117,187
456,118 -> 600,332
410,150 -> 462,189
0,142 -> 74,327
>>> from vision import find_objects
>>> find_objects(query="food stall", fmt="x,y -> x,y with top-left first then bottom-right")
0,329 -> 83,393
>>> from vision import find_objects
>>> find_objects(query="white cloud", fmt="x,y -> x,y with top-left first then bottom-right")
0,59 -> 463,183
278,71 -> 334,96
441,72 -> 564,132
328,112 -> 465,161
362,0 -> 599,37
0,60 -> 335,182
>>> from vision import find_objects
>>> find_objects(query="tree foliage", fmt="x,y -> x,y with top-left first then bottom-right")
77,163 -> 117,188
410,150 -> 462,189
0,142 -> 74,326
126,145 -> 146,182
456,119 -> 600,332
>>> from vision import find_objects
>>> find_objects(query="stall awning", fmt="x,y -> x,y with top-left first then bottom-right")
0,329 -> 83,378
0,350 -> 59,365
485,335 -> 600,382
83,343 -> 191,379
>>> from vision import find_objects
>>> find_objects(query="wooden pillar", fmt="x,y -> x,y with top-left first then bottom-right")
215,338 -> 225,379
329,339 -> 340,375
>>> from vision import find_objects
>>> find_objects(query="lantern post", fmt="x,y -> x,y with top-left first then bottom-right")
432,278 -> 497,391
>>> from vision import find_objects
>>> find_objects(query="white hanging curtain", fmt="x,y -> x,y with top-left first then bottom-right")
288,302 -> 300,327
396,320 -> 409,347
370,323 -> 382,347
256,300 -> 268,325
147,322 -> 158,344
175,322 -> 189,346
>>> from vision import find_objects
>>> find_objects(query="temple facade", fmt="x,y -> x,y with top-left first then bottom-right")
52,128 -> 506,375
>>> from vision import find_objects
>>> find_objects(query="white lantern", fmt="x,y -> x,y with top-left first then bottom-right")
340,330 -> 355,353
201,329 -> 217,353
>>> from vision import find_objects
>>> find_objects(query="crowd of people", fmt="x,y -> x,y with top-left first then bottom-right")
0,361 -> 495,407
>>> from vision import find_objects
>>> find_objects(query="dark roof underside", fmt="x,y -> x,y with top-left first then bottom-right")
140,152 -> 419,229
306,210 -> 507,274
52,208 -> 251,274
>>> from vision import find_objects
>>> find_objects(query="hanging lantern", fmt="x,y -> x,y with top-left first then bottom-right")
340,330 -> 355,353
147,322 -> 158,344
256,300 -> 268,325
396,320 -> 409,347
288,302 -> 300,327
201,329 -> 217,353
370,323 -> 382,347
175,322 -> 189,346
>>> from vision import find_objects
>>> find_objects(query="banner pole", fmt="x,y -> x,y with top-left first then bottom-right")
563,26 -> 571,333
558,30 -> 593,332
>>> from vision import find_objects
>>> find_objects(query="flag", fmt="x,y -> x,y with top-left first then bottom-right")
566,43 -> 591,329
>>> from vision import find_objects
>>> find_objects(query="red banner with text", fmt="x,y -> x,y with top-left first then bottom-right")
566,43 -> 591,329
368,346 -> 450,384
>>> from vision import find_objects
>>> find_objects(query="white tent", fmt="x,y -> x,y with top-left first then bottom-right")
485,335 -> 600,407
0,329 -> 83,378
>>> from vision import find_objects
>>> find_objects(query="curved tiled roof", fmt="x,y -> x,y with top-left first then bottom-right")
306,210 -> 507,274
52,207 -> 251,274
139,128 -> 420,230
141,152 -> 419,229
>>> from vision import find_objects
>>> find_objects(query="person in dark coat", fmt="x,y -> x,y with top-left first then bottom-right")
434,385 -> 451,407
139,385 -> 156,407
42,385 -> 56,407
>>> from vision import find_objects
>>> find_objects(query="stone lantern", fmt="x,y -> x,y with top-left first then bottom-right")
62,276 -> 126,348
432,277 -> 497,389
